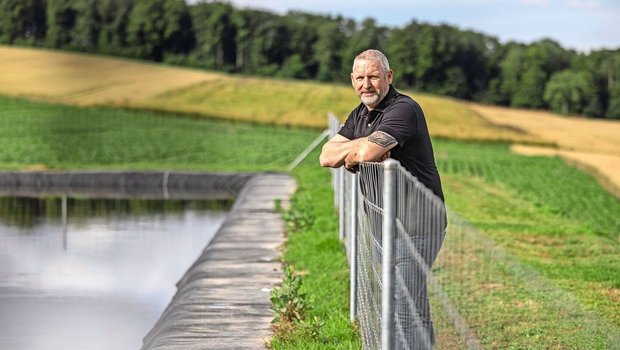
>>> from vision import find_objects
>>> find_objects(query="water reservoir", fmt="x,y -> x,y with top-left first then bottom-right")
0,196 -> 232,350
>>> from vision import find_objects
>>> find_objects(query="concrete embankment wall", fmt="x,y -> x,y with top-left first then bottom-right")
0,171 -> 253,199
141,173 -> 295,349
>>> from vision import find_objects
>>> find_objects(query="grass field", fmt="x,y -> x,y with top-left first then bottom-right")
278,143 -> 620,349
0,95 -> 317,172
435,140 -> 620,324
2,46 -> 620,348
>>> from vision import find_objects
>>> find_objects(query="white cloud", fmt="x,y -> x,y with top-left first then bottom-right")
519,0 -> 549,6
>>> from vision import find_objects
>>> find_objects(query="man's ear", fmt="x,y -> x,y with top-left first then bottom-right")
387,69 -> 394,84
351,73 -> 355,88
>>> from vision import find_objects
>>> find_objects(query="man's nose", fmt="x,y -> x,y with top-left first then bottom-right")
362,77 -> 372,89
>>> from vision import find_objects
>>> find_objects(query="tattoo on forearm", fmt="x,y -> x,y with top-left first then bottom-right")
368,131 -> 397,147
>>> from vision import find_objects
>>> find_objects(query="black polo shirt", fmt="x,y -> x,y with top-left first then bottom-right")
339,85 -> 444,201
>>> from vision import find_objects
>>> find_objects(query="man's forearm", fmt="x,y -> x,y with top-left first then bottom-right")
319,138 -> 364,168
320,131 -> 396,171
344,131 -> 397,172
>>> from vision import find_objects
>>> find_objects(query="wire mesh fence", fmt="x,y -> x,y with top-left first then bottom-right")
327,113 -> 620,349
328,113 -> 480,350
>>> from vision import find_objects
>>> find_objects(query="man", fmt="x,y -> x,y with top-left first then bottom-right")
319,49 -> 445,349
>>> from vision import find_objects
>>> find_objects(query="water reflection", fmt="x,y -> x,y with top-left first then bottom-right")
0,196 -> 231,350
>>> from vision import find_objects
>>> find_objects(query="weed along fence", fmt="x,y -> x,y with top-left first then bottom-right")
328,114 -> 481,349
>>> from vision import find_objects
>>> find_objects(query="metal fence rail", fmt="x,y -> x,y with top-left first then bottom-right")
327,113 -> 480,350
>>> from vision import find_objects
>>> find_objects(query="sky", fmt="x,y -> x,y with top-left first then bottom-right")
215,0 -> 620,53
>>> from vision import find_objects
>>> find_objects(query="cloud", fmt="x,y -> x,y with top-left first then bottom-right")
565,0 -> 601,10
519,0 -> 549,6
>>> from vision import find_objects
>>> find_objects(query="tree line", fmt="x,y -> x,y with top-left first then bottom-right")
2,0 -> 619,119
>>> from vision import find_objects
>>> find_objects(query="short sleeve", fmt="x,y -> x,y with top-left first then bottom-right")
337,110 -> 357,140
375,100 -> 420,147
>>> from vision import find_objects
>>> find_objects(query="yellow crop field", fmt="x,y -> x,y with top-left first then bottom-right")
0,46 -> 219,105
470,103 -> 620,157
0,45 -> 530,140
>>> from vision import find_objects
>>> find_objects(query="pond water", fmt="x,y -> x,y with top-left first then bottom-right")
0,196 -> 231,350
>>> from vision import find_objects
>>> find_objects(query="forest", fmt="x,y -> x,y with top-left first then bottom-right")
1,0 -> 619,119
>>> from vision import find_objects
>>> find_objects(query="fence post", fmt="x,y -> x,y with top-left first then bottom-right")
349,173 -> 358,321
338,167 -> 345,241
62,195 -> 68,252
381,160 -> 397,350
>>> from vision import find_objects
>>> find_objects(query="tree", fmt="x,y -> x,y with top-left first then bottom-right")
512,66 -> 546,108
74,0 -> 101,49
97,0 -> 134,54
385,21 -> 420,88
606,85 -> 620,119
247,14 -> 290,76
499,44 -> 526,106
46,0 -> 78,48
525,39 -> 571,77
229,9 -> 288,75
162,0 -> 194,57
313,18 -> 346,82
0,0 -> 46,44
544,70 -> 596,115
191,2 -> 236,70
279,11 -> 323,79
440,66 -> 468,97
127,0 -> 194,61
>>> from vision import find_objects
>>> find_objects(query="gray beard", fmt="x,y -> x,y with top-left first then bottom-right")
361,90 -> 388,108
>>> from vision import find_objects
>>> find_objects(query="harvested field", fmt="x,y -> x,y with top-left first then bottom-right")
0,46 -> 218,105
470,103 -> 620,156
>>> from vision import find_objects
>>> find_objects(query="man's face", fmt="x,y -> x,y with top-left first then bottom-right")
351,59 -> 393,110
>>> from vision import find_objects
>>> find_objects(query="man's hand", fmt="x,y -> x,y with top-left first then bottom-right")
344,150 -> 391,173
321,131 -> 396,171
378,151 -> 391,162
319,135 -> 362,168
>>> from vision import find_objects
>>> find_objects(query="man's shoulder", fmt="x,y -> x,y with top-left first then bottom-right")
392,90 -> 421,107
386,92 -> 424,117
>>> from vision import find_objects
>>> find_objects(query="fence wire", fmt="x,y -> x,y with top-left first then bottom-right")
326,113 -> 620,349
327,113 -> 480,350
354,161 -> 448,350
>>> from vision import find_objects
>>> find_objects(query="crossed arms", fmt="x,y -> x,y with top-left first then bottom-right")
319,131 -> 397,173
